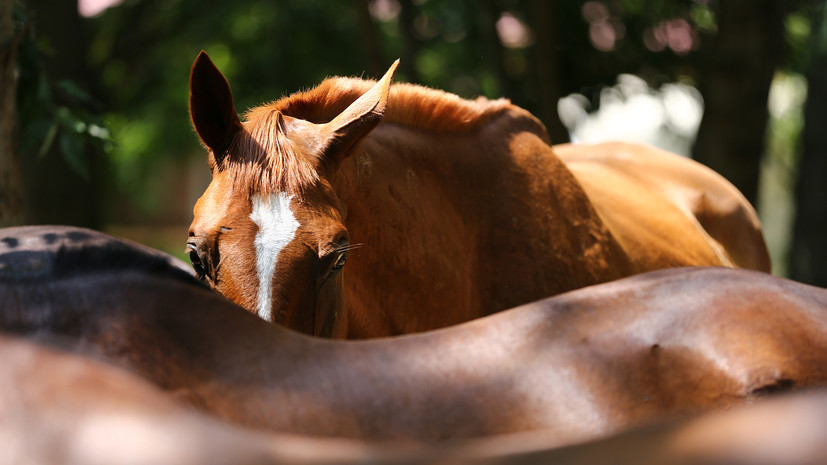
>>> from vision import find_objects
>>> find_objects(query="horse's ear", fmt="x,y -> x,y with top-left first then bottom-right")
189,51 -> 242,165
319,59 -> 399,165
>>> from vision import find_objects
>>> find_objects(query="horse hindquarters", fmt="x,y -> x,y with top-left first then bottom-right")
555,142 -> 771,272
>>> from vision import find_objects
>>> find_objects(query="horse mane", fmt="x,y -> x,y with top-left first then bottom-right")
269,78 -> 517,131
221,78 -> 539,196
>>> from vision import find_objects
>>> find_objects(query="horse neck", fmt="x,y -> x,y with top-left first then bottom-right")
329,120 -> 632,330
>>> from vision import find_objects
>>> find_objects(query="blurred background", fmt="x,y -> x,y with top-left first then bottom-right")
0,0 -> 825,285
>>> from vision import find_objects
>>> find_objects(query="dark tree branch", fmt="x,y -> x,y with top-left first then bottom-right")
692,0 -> 793,205
790,3 -> 827,286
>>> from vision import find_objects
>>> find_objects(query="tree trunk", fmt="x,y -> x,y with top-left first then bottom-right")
396,0 -> 421,83
476,0 -> 513,100
789,4 -> 827,286
692,0 -> 791,205
0,0 -> 23,227
356,0 -> 384,77
529,0 -> 569,144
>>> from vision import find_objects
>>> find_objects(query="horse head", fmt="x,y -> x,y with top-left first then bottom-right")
187,52 -> 398,337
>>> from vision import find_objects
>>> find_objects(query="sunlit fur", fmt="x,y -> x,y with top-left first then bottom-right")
215,79 -> 532,197
270,77 -> 517,132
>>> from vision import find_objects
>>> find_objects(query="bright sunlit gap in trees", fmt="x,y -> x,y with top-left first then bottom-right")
78,0 -> 123,18
558,76 -> 703,156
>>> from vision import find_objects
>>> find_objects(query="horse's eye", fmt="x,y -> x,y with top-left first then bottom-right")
187,245 -> 207,279
331,253 -> 347,272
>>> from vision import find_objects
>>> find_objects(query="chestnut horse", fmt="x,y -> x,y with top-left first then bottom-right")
1,226 -> 818,445
187,52 -> 770,338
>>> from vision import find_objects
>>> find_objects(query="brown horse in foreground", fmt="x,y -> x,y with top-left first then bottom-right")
0,226 -> 817,445
0,333 -> 290,465
187,52 -> 770,338
9,329 -> 827,465
7,329 -> 827,465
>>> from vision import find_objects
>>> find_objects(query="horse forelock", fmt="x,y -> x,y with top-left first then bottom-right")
217,108 -> 321,198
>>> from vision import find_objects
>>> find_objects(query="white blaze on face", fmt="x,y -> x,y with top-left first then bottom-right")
249,192 -> 300,321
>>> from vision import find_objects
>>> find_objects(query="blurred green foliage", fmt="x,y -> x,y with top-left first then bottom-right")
12,0 -> 819,227
14,4 -> 111,180
87,1 -> 387,214
9,0 -> 824,277
81,0 -> 723,218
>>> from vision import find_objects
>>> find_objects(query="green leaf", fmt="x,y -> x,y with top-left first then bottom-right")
54,106 -> 87,133
59,133 -> 90,180
37,123 -> 59,159
55,79 -> 93,103
35,74 -> 52,104
18,119 -> 52,154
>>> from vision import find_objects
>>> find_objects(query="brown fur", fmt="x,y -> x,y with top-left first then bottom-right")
218,78 -> 532,197
188,53 -> 771,338
556,142 -> 772,272
0,334 -> 297,465
9,327 -> 827,464
270,77 -> 528,134
1,227 -> 822,445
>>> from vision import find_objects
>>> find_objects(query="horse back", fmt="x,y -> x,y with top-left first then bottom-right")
0,225 -> 197,284
555,142 -> 771,272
